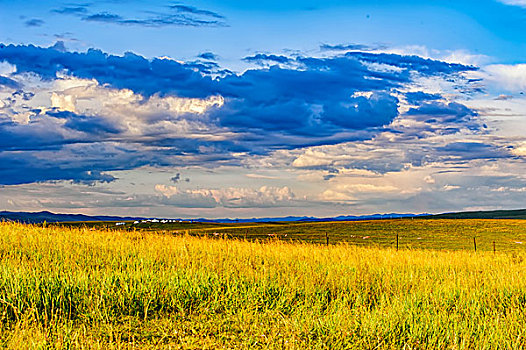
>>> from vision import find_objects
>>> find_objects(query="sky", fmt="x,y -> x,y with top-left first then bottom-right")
0,0 -> 526,218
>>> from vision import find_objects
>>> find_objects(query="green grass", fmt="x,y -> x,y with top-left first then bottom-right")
59,218 -> 526,252
429,209 -> 526,220
2,220 -> 526,348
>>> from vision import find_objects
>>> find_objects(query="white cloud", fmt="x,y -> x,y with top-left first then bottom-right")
154,184 -> 180,198
245,173 -> 280,179
155,184 -> 295,208
0,61 -> 16,75
320,182 -> 401,202
498,0 -> 526,7
482,64 -> 526,92
3,46 -> 526,217
511,143 -> 526,156
292,149 -> 334,168
320,189 -> 355,201
48,76 -> 224,131
2,74 -> 225,140
382,46 -> 490,66
341,184 -> 399,193
51,92 -> 77,112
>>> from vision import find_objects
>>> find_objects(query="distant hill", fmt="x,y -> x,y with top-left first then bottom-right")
0,211 -> 143,224
426,209 -> 526,220
198,213 -> 427,223
0,211 -> 426,224
1,209 -> 525,224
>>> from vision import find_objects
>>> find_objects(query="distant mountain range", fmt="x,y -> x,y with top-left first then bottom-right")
195,213 -> 428,223
1,209 -> 525,224
0,211 -> 143,224
0,210 -> 426,224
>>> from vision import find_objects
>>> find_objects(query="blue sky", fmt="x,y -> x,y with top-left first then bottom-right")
3,0 -> 525,63
0,0 -> 526,218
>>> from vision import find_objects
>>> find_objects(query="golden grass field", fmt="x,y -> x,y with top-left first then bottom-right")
1,220 -> 526,348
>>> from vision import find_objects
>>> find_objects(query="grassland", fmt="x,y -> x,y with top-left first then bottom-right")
2,219 -> 526,348
61,218 -> 526,251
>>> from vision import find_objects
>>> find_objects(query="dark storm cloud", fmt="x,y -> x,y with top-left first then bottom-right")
0,43 -> 484,184
214,53 -> 475,142
0,43 -> 217,98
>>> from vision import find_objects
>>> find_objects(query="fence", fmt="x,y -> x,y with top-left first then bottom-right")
47,219 -> 526,252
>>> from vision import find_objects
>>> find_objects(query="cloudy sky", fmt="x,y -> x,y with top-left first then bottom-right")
0,0 -> 526,218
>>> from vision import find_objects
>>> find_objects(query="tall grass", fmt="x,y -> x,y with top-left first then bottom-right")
1,221 -> 526,348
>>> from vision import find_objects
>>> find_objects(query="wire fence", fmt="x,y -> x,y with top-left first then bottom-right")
46,219 -> 526,253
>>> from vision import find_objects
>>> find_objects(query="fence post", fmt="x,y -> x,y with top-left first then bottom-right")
396,234 -> 399,251
244,230 -> 247,241
493,241 -> 496,254
326,232 -> 329,246
473,237 -> 477,252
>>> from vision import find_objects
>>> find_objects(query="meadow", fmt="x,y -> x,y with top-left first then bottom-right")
1,219 -> 526,348
67,218 -> 526,252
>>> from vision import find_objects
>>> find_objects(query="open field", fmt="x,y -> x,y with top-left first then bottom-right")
2,220 -> 526,348
58,218 -> 526,252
